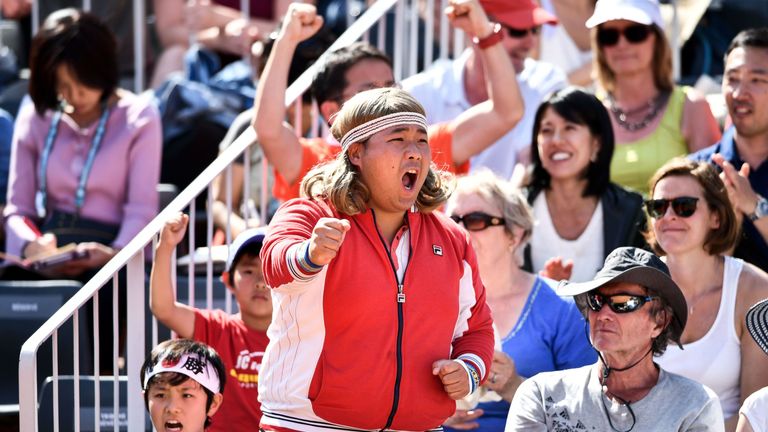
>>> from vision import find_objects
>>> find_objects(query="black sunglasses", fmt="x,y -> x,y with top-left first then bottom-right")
504,25 -> 540,39
645,196 -> 700,219
449,212 -> 505,232
597,24 -> 652,47
587,292 -> 659,314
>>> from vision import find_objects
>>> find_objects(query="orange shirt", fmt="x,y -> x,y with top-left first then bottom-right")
272,122 -> 468,202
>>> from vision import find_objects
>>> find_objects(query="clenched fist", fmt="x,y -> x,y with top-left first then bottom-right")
433,359 -> 471,400
308,217 -> 351,266
279,3 -> 325,45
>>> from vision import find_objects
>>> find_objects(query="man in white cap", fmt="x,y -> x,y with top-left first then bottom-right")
505,247 -> 724,431
402,0 -> 567,179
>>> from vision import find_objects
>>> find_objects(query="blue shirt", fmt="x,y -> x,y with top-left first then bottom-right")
446,276 -> 596,431
690,126 -> 768,271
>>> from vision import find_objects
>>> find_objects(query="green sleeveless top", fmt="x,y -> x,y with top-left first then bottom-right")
610,86 -> 688,194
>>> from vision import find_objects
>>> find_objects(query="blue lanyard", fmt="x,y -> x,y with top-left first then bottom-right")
35,102 -> 111,219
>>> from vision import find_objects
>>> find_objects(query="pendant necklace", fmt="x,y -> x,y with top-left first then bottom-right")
608,91 -> 669,132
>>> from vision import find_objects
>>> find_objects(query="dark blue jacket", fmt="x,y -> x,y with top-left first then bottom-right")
690,126 -> 768,271
522,182 -> 647,273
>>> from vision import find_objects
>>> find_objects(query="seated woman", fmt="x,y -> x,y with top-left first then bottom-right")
4,8 -> 161,279
587,0 -> 721,193
522,87 -> 646,282
650,158 -> 768,431
443,170 -> 595,431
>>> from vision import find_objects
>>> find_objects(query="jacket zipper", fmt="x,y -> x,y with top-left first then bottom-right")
372,211 -> 411,431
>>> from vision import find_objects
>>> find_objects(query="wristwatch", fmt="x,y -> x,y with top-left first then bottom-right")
748,195 -> 768,222
473,23 -> 503,50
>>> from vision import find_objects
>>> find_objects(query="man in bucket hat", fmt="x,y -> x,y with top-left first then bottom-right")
505,247 -> 724,431
403,0 -> 567,179
737,299 -> 768,431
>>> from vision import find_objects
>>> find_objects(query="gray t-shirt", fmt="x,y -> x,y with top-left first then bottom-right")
506,364 -> 724,432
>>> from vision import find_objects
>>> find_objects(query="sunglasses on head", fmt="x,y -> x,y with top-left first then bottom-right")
504,25 -> 540,39
586,291 -> 659,314
449,212 -> 505,232
645,196 -> 699,219
597,24 -> 652,47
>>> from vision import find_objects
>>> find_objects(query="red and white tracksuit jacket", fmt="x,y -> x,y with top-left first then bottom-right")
259,198 -> 494,432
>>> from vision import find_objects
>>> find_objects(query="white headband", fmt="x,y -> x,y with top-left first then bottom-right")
339,112 -> 428,152
143,352 -> 221,394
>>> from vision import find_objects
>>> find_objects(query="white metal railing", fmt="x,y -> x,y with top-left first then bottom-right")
17,0 -> 461,429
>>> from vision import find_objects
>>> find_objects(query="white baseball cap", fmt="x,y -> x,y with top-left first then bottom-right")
586,0 -> 663,29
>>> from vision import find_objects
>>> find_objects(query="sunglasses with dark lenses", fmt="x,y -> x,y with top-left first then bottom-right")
586,292 -> 659,314
505,25 -> 540,39
644,196 -> 699,219
597,24 -> 652,47
449,212 -> 505,232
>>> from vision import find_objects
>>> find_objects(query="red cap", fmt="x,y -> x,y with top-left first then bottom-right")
479,0 -> 558,29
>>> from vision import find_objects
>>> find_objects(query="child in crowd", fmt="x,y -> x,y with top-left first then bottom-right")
141,339 -> 225,432
150,213 -> 272,430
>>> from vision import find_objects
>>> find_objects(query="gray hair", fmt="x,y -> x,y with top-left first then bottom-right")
452,169 -> 534,264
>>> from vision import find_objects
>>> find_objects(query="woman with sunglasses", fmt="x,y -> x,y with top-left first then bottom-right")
587,0 -> 720,193
646,158 -> 768,431
523,87 -> 646,283
507,246 -> 724,431
443,170 -> 595,431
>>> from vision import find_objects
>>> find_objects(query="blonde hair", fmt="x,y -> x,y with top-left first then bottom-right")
592,25 -> 674,94
301,88 -> 452,215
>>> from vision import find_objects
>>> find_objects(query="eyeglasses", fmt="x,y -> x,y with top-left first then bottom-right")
449,212 -> 505,231
504,25 -> 540,39
597,24 -> 652,47
644,196 -> 700,219
586,292 -> 659,314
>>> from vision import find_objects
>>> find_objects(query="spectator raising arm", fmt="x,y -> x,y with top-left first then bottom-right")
446,0 -> 524,167
252,3 -> 323,187
149,213 -> 196,339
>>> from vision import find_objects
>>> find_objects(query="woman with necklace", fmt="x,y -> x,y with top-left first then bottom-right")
587,0 -> 721,193
647,158 -> 768,431
4,8 -> 161,279
443,170 -> 595,431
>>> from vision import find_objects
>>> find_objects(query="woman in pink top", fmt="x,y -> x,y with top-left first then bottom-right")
4,8 -> 161,279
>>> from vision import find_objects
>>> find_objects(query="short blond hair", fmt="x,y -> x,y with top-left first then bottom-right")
301,88 -> 452,215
